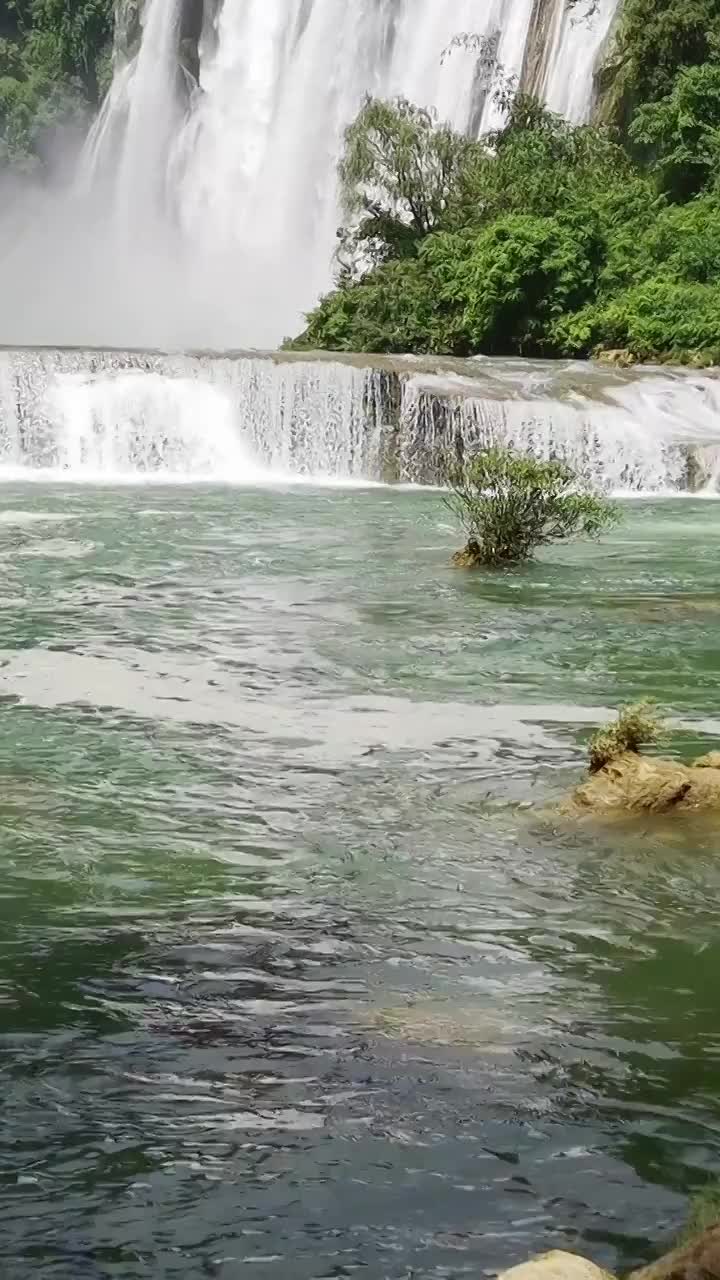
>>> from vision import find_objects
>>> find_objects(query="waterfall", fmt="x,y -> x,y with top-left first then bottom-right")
68,0 -> 622,350
85,0 -> 184,239
0,349 -> 718,492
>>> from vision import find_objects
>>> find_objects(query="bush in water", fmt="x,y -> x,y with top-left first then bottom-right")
588,700 -> 666,773
445,446 -> 619,568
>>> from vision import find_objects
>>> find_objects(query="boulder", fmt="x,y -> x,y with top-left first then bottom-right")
564,751 -> 720,816
629,1224 -> 720,1280
692,751 -> 720,770
499,1252 -> 615,1280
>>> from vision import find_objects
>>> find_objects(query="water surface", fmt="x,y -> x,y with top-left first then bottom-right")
1,486 -> 720,1279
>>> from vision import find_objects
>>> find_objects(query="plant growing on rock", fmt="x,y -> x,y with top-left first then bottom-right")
588,700 -> 666,773
445,445 -> 619,568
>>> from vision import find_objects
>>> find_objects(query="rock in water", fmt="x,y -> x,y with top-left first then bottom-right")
564,752 -> 720,816
499,1251 -> 616,1280
629,1224 -> 720,1280
692,751 -> 720,770
451,539 -> 483,568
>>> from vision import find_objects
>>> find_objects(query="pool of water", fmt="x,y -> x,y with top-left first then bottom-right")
1,485 -> 720,1280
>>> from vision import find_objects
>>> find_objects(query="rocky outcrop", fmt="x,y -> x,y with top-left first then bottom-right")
499,1253 -> 615,1280
564,751 -> 720,816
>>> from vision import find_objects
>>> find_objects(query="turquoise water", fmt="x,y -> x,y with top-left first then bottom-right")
1,485 -> 720,1279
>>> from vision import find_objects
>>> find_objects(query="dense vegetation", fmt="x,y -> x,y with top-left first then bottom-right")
446,445 -> 619,567
292,0 -> 720,364
0,0 -> 113,170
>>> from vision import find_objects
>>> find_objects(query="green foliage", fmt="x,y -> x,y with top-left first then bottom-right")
588,701 -> 666,773
449,95 -> 633,228
31,0 -> 114,99
629,63 -> 720,200
596,0 -> 720,130
336,95 -> 474,271
0,0 -> 112,170
295,257 -> 448,355
294,69 -> 720,365
556,278 -> 720,363
445,446 -> 619,567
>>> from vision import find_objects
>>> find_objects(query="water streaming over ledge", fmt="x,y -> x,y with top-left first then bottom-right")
0,348 -> 719,491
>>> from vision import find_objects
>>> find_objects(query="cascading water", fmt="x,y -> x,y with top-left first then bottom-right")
0,349 -> 719,492
83,0 -> 184,240
69,0 -> 622,350
2,2 -> 716,492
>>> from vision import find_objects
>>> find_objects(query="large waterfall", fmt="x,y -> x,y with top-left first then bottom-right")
2,2 -> 719,494
34,0 -> 616,352
1,349 -> 719,492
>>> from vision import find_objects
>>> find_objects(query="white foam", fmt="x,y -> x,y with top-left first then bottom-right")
0,349 -> 718,493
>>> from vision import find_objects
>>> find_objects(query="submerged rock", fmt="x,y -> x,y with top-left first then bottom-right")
629,1224 -> 720,1280
451,539 -> 484,568
499,1251 -> 615,1280
365,1002 -> 524,1052
564,751 -> 720,816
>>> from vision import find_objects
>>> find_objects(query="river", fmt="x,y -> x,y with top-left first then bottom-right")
1,483 -> 720,1279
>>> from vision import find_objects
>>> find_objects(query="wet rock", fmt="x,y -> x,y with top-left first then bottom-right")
451,539 -> 483,568
692,751 -> 720,770
564,752 -> 720,816
629,1224 -> 720,1280
596,348 -> 635,367
499,1251 -> 615,1280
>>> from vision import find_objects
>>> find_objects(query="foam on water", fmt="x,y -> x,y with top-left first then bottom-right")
0,348 -> 718,493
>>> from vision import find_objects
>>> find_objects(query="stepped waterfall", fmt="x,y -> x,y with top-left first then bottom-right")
1,349 -> 719,492
1,0 -> 719,491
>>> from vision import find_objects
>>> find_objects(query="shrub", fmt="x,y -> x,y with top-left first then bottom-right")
446,446 -> 619,568
588,700 -> 666,773
629,63 -> 720,200
555,278 -> 720,361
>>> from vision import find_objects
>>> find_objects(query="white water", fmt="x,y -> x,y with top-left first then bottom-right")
84,0 -> 184,241
0,349 -> 718,492
63,0 -> 621,350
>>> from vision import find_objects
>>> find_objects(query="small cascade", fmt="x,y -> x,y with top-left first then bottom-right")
0,350 -> 386,483
398,380 -> 689,491
0,349 -> 717,491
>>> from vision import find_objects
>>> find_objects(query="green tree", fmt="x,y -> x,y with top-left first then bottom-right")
629,63 -> 720,200
596,0 -> 720,131
30,0 -> 114,101
426,213 -> 602,354
446,446 -> 619,568
337,95 -> 476,269
0,0 -> 112,169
